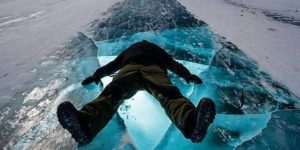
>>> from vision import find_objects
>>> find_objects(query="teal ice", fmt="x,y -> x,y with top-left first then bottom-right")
79,27 -> 297,149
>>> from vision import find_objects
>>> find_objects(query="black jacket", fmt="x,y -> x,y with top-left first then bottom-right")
93,40 -> 192,80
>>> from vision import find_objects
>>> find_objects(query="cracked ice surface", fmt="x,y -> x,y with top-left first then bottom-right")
79,0 -> 299,148
1,0 -> 300,149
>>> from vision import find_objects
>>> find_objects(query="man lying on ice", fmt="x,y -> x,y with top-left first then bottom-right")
57,40 -> 216,144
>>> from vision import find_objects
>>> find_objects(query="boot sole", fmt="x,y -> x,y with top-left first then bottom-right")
191,98 -> 216,143
57,101 -> 91,144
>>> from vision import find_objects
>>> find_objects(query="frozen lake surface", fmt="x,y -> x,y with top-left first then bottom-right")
0,0 -> 299,149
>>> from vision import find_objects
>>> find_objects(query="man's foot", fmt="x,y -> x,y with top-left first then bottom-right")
190,97 -> 216,143
57,101 -> 92,144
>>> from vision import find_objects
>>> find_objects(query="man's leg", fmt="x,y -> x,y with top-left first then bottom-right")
141,65 -> 216,142
140,65 -> 195,137
145,80 -> 196,137
81,72 -> 142,138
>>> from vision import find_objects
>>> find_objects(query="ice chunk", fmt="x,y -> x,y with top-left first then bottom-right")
79,115 -> 136,150
237,110 -> 300,150
155,114 -> 270,149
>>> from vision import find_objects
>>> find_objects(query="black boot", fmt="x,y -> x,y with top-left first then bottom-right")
189,97 -> 216,143
57,101 -> 92,144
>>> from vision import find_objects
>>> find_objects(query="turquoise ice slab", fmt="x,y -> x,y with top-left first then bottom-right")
237,110 -> 300,150
155,114 -> 270,150
84,56 -> 270,150
95,27 -> 221,65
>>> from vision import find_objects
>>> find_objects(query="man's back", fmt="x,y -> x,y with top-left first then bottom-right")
117,40 -> 170,69
90,40 -> 196,83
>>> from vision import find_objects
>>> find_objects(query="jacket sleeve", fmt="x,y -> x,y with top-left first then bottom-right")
92,52 -> 125,79
159,47 -> 192,80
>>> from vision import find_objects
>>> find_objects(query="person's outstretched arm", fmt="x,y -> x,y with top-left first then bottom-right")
81,52 -> 124,85
159,47 -> 203,84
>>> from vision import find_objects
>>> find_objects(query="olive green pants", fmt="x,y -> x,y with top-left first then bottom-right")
80,64 -> 196,139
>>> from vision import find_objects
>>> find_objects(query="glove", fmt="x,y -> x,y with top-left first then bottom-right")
186,74 -> 203,84
81,76 -> 100,85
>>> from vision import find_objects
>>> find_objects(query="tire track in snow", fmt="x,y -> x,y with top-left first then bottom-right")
0,11 -> 45,28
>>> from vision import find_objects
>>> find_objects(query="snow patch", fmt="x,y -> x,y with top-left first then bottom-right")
179,0 -> 300,97
0,107 -> 10,122
23,79 -> 65,103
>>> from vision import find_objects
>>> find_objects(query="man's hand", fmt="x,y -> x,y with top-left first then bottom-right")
81,76 -> 100,85
186,74 -> 203,84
